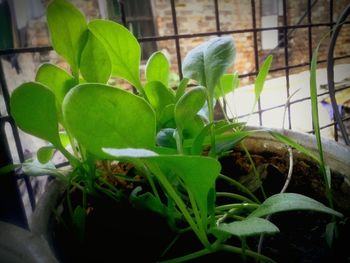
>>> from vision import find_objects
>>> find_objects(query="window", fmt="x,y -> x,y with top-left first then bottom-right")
261,0 -> 285,50
107,0 -> 157,60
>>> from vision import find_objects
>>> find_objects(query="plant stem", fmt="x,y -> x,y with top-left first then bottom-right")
218,174 -> 261,204
207,97 -> 216,157
216,192 -> 256,203
216,203 -> 259,211
219,244 -> 276,263
146,162 -> 210,248
241,142 -> 267,199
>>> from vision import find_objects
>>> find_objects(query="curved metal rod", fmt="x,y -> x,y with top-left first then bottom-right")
327,3 -> 350,145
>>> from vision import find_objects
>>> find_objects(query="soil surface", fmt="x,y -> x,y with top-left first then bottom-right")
50,150 -> 350,262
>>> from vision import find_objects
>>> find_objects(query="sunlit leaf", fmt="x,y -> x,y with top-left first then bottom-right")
63,83 -> 156,158
80,31 -> 112,83
37,146 -> 56,164
10,82 -> 61,146
182,37 -> 235,95
88,20 -> 142,91
175,86 -> 206,131
47,0 -> 87,76
35,63 -> 76,123
144,81 -> 175,116
214,72 -> 240,99
146,51 -> 170,88
253,55 -> 273,110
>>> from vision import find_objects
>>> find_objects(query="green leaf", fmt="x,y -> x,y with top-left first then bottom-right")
182,37 -> 235,95
35,63 -> 76,123
214,130 -> 250,154
269,131 -> 320,163
159,104 -> 176,128
10,82 -> 61,146
175,86 -> 206,131
144,81 -> 175,115
103,148 -> 158,158
146,51 -> 170,87
253,55 -> 273,110
80,31 -> 112,83
88,20 -> 142,91
59,131 -> 70,148
214,72 -> 240,99
175,77 -> 189,101
37,146 -> 56,164
130,186 -> 181,220
325,221 -> 337,247
191,123 -> 213,155
182,115 -> 205,140
63,83 -> 156,158
215,217 -> 279,238
47,0 -> 87,76
22,159 -> 63,178
248,193 -> 343,218
146,155 -> 221,231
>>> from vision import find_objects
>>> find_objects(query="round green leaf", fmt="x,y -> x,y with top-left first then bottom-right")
10,82 -> 60,146
80,31 -> 112,83
146,51 -> 170,87
182,37 -> 235,94
88,20 -> 142,91
47,0 -> 88,76
175,86 -> 206,131
63,83 -> 156,158
35,63 -> 76,123
37,146 -> 56,164
144,81 -> 175,114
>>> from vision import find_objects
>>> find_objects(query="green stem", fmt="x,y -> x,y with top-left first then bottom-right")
207,96 -> 216,157
216,203 -> 259,212
175,129 -> 184,154
216,192 -> 256,203
142,164 -> 161,201
146,162 -> 209,248
241,142 -> 267,199
218,174 -> 261,204
219,244 -> 276,263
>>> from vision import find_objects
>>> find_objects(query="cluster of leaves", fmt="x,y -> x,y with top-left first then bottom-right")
6,0 -> 343,262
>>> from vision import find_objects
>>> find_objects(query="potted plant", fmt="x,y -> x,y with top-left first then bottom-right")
3,0 -> 349,262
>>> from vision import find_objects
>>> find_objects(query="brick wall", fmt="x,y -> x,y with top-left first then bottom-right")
18,0 -> 350,86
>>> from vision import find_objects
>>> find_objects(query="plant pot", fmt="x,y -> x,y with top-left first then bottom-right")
217,128 -> 350,262
0,221 -> 58,263
30,128 -> 350,262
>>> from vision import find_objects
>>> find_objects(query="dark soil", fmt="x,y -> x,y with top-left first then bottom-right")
49,150 -> 350,262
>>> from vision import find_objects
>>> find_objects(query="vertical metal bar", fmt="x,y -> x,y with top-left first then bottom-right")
118,0 -> 127,27
214,0 -> 221,36
0,120 -> 28,229
0,58 -> 35,221
251,0 -> 263,126
326,3 -> 350,145
282,0 -> 292,129
170,0 -> 183,79
307,0 -> 313,63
